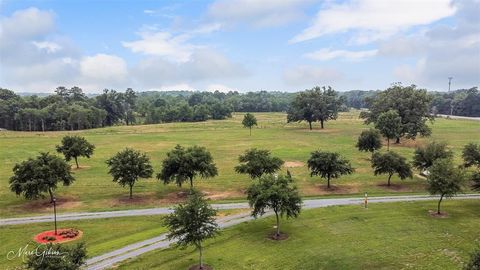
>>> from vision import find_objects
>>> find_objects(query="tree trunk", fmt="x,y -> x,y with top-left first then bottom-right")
308,121 -> 312,130
189,177 -> 194,192
48,188 -> 54,203
41,119 -> 45,132
320,119 -> 324,129
199,242 -> 203,269
275,210 -> 280,238
327,175 -> 331,189
74,156 -> 79,169
129,184 -> 133,199
249,126 -> 252,136
395,137 -> 400,144
437,193 -> 444,214
387,138 -> 390,151
387,173 -> 393,186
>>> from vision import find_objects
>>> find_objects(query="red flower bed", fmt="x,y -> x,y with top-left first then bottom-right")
34,228 -> 83,244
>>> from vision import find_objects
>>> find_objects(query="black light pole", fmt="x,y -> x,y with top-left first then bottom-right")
53,197 -> 57,235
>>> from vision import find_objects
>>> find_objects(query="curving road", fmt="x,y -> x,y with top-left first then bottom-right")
2,194 -> 479,226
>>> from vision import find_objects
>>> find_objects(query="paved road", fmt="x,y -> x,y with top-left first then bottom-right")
2,194 -> 479,226
436,114 -> 480,121
81,194 -> 480,270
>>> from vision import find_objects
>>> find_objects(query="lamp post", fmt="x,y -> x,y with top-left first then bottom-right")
364,192 -> 368,209
53,197 -> 57,235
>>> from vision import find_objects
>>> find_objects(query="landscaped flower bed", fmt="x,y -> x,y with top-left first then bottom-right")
34,228 -> 83,244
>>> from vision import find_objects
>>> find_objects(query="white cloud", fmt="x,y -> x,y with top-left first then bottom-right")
123,31 -> 195,62
80,54 -> 128,84
305,48 -> 377,61
207,84 -> 236,92
290,0 -> 456,43
32,41 -> 62,53
208,0 -> 314,27
283,65 -> 343,86
158,83 -> 196,91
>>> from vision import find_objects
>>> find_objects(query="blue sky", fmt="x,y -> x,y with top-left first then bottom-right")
1,0 -> 479,93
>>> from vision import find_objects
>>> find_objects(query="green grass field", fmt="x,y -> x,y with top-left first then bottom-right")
0,112 -> 478,217
117,199 -> 480,270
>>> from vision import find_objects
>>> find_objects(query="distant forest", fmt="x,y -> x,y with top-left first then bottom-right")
0,86 -> 478,131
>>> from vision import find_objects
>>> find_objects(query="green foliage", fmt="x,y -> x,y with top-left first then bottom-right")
413,141 -> 453,171
25,242 -> 87,270
374,110 -> 402,150
164,191 -> 219,268
430,87 -> 480,117
371,151 -> 412,186
465,246 -> 480,270
235,148 -> 284,179
158,145 -> 218,189
361,84 -> 433,141
462,143 -> 480,168
247,174 -> 302,237
472,172 -> 480,191
242,113 -> 257,135
287,86 -> 344,129
307,151 -> 354,188
56,136 -> 95,168
427,158 -> 466,214
106,148 -> 153,198
356,128 -> 382,155
9,152 -> 74,202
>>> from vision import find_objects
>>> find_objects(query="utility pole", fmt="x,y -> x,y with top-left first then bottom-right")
448,77 -> 453,92
53,197 -> 57,235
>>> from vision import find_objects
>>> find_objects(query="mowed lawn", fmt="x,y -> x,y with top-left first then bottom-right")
0,215 -> 166,270
117,200 -> 480,270
0,111 -> 478,217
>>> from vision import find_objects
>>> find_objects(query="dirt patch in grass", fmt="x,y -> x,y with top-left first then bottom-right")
306,184 -> 360,195
377,183 -> 411,192
188,265 -> 213,270
267,232 -> 289,241
72,165 -> 91,171
204,190 -> 244,200
284,161 -> 304,168
18,196 -> 83,211
428,210 -> 449,218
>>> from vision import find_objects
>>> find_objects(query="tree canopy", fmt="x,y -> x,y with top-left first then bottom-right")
413,141 -> 453,171
246,173 -> 302,239
287,86 -> 344,129
427,158 -> 466,214
234,148 -> 284,179
242,113 -> 257,136
356,128 -> 382,156
307,151 -> 354,188
56,135 -> 95,168
462,143 -> 480,191
25,243 -> 86,270
106,148 -> 153,199
361,84 -> 433,142
374,110 -> 402,150
164,191 -> 219,269
371,151 -> 413,186
10,152 -> 75,202
158,145 -> 218,189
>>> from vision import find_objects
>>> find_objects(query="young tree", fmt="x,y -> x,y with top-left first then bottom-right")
463,142 -> 480,168
287,86 -> 343,129
360,84 -> 433,142
427,158 -> 466,214
56,136 -> 95,168
307,151 -> 354,188
106,148 -> 153,199
356,129 -> 382,157
10,152 -> 75,202
246,173 -> 302,239
234,148 -> 284,179
374,110 -> 402,150
413,141 -> 453,172
371,151 -> 413,186
242,113 -> 257,136
25,243 -> 87,270
158,145 -> 218,189
164,191 -> 219,270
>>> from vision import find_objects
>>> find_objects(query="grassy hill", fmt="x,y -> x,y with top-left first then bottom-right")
0,111 -> 478,217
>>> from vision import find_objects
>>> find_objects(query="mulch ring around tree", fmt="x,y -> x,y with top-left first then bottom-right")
34,228 -> 83,244
428,210 -> 449,218
267,232 -> 289,241
188,264 -> 213,270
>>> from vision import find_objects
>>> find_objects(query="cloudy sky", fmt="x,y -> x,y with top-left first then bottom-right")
0,0 -> 479,93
